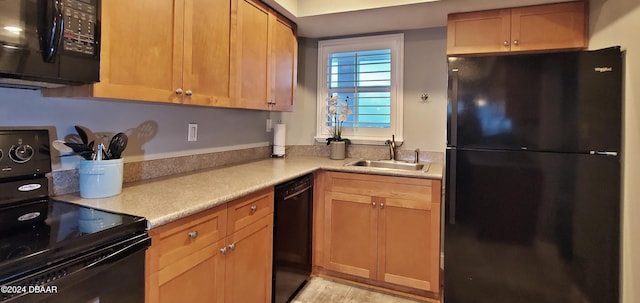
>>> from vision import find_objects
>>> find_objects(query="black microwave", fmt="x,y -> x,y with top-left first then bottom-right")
0,0 -> 100,89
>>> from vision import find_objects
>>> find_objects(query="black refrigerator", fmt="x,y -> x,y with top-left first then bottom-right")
444,47 -> 622,303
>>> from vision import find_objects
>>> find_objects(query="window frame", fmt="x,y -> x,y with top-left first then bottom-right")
315,33 -> 404,145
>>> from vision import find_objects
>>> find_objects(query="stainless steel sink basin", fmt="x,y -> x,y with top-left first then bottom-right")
344,160 -> 430,172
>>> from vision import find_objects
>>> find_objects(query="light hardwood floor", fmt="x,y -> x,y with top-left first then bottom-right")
292,278 -> 435,303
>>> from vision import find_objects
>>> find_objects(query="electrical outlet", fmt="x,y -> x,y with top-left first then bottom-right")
188,123 -> 198,141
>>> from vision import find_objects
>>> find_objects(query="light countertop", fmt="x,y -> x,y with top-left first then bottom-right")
55,156 -> 443,229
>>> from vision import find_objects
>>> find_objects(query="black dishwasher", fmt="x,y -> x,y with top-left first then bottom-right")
272,174 -> 313,303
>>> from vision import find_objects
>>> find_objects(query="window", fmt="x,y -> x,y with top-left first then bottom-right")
316,34 -> 404,145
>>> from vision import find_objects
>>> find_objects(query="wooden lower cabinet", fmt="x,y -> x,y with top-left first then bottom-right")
154,240 -> 226,303
323,191 -> 378,279
225,214 -> 273,303
146,188 -> 274,303
316,172 -> 442,296
377,195 -> 440,291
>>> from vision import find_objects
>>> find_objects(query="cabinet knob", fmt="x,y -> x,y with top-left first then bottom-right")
188,231 -> 198,239
228,243 -> 236,251
250,205 -> 258,212
503,40 -> 510,47
220,246 -> 228,254
513,40 -> 519,46
380,203 -> 384,209
185,90 -> 193,96
176,88 -> 184,95
372,202 -> 376,207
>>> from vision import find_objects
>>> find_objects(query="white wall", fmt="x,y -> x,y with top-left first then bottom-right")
282,27 -> 449,152
589,1 -> 640,302
0,88 -> 272,170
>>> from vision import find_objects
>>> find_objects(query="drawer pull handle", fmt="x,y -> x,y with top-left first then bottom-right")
380,203 -> 384,209
228,243 -> 236,251
188,231 -> 198,239
372,202 -> 376,207
220,246 -> 228,254
250,205 -> 258,212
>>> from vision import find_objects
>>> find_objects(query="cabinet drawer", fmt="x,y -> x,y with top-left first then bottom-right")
150,206 -> 227,271
227,188 -> 274,234
328,172 -> 436,203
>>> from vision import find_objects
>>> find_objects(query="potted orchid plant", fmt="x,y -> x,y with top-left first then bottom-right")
326,95 -> 352,159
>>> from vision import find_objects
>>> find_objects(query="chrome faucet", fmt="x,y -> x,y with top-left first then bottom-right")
385,135 -> 396,161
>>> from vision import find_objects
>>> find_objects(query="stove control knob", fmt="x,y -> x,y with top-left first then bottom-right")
9,144 -> 34,163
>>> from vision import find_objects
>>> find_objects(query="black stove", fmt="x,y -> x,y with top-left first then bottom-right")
0,129 -> 150,303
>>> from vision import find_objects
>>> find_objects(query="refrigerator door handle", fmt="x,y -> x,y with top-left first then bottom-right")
448,69 -> 459,146
447,148 -> 457,224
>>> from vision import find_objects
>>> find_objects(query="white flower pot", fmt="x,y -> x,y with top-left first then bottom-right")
329,141 -> 346,160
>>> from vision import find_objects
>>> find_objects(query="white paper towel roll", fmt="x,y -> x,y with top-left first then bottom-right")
273,123 -> 286,156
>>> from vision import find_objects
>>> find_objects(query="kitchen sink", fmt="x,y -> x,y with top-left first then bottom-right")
344,160 -> 430,172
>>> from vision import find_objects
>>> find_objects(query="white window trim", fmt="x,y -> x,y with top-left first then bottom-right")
315,33 -> 404,145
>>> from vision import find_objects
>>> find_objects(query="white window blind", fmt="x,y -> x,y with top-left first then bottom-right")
327,49 -> 392,129
316,34 -> 404,144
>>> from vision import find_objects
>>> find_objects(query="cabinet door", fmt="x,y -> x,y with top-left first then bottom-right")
151,240 -> 226,303
446,9 -> 511,55
146,206 -> 227,303
183,0 -> 232,107
323,191 -> 378,279
225,214 -> 273,303
510,1 -> 587,52
377,197 -> 441,292
96,0 -> 184,103
270,17 -> 297,112
233,0 -> 270,110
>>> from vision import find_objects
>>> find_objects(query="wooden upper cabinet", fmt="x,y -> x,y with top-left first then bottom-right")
43,0 -> 184,102
447,1 -> 587,55
43,0 -> 233,105
270,17 -> 297,112
510,2 -> 587,52
43,0 -> 298,111
233,0 -> 297,111
104,0 -> 183,102
447,9 -> 512,55
233,0 -> 271,110
182,0 -> 232,107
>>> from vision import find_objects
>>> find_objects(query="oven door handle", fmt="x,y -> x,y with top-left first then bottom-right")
83,236 -> 151,269
283,186 -> 312,201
